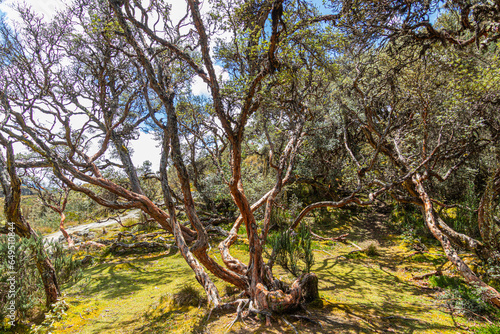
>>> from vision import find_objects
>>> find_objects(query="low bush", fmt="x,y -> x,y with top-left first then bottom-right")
364,244 -> 379,257
475,323 -> 500,334
173,285 -> 205,307
0,235 -> 82,327
268,222 -> 314,277
429,275 -> 498,319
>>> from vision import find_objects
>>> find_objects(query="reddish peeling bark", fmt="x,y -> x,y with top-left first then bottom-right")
254,273 -> 319,312
36,257 -> 61,307
218,190 -> 273,275
59,212 -> 75,249
478,166 -> 500,251
165,94 -> 248,291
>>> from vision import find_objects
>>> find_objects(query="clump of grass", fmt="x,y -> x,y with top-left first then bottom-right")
475,323 -> 500,334
429,275 -> 462,289
364,244 -> 379,257
345,251 -> 366,259
173,285 -> 205,307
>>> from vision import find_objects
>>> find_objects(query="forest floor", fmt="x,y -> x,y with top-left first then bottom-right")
44,208 -> 495,333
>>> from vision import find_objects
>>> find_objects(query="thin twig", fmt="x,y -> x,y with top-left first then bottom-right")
281,316 -> 299,334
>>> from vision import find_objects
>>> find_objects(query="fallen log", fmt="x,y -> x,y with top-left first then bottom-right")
310,232 -> 349,242
109,241 -> 177,255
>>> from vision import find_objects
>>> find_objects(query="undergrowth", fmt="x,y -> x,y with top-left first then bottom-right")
475,323 -> 500,334
429,275 -> 499,320
268,221 -> 314,277
0,235 -> 82,329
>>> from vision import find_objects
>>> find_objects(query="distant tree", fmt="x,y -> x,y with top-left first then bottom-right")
23,168 -> 75,248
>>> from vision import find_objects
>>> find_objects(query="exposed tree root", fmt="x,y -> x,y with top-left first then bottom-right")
311,232 -> 349,242
224,298 -> 249,332
254,273 -> 319,313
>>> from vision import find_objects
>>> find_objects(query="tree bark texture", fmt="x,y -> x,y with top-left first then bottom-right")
413,173 -> 500,308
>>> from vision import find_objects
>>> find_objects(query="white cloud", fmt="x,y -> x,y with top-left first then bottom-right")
130,131 -> 161,172
191,76 -> 210,96
0,0 -> 66,24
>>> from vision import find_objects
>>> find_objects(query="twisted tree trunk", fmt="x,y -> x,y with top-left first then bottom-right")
0,137 -> 61,307
413,173 -> 500,308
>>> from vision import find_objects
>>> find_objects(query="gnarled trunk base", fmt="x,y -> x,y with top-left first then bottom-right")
253,273 -> 319,313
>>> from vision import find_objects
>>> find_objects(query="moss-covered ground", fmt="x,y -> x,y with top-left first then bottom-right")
45,209 -> 495,333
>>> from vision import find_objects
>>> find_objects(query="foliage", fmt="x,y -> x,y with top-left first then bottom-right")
29,299 -> 69,334
440,179 -> 481,238
269,222 -> 314,277
269,206 -> 290,230
12,192 -> 105,235
390,204 -> 433,247
0,235 -> 82,324
49,242 -> 83,285
475,324 -> 500,334
429,275 -> 498,319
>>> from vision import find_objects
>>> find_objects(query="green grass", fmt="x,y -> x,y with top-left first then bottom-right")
35,210 -> 494,333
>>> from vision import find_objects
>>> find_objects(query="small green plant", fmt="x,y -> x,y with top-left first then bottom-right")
269,222 -> 315,277
173,285 -> 205,307
430,275 -> 498,318
49,242 -> 83,285
475,323 -> 500,334
364,244 -> 379,257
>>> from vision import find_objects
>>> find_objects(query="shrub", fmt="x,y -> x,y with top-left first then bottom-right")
429,275 -> 498,319
475,324 -> 500,334
364,243 -> 379,257
0,235 -> 82,327
173,285 -> 205,307
269,222 -> 314,277
428,275 -> 463,289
